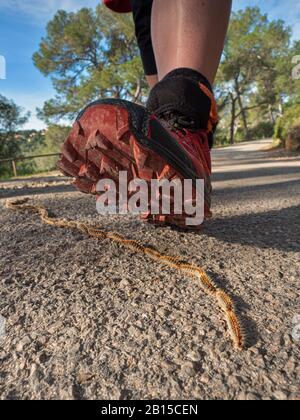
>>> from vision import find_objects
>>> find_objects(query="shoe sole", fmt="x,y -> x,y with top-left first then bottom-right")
58,99 -> 211,229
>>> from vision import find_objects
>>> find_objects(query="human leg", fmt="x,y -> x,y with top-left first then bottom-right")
151,0 -> 232,84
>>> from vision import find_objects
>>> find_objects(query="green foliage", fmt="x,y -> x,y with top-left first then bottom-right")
248,122 -> 275,140
216,7 -> 294,144
43,124 -> 69,152
0,94 -> 30,159
214,131 -> 231,147
32,4 -> 300,149
33,125 -> 70,172
0,95 -> 31,176
33,5 -> 146,124
274,103 -> 300,145
18,130 -> 46,154
286,125 -> 300,152
1,4 -> 298,179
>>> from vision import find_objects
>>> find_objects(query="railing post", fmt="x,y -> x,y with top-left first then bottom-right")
0,153 -> 61,179
12,160 -> 17,178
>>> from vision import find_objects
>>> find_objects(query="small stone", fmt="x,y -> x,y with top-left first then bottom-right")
273,390 -> 288,400
60,387 -> 74,400
227,375 -> 241,388
135,320 -> 144,329
249,348 -> 260,356
237,392 -> 260,400
17,359 -> 26,371
77,370 -> 93,384
16,336 -> 31,352
245,393 -> 260,401
237,392 -> 247,400
157,308 -> 167,318
180,362 -> 196,376
186,351 -> 202,362
38,336 -> 48,346
283,333 -> 293,346
200,373 -> 211,385
254,355 -> 265,368
120,279 -> 129,287
29,364 -> 42,393
159,326 -> 172,336
128,326 -> 140,337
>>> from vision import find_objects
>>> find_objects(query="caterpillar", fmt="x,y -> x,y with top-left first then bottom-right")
5,198 -> 246,351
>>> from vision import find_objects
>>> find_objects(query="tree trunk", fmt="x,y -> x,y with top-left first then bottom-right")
133,79 -> 141,103
234,79 -> 249,139
229,94 -> 237,145
268,105 -> 275,125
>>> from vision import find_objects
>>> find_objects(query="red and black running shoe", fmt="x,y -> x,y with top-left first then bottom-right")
58,97 -> 215,229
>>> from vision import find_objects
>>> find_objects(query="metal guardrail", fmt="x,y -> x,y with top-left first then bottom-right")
0,153 -> 61,177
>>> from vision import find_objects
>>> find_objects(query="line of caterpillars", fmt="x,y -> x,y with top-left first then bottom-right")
6,198 -> 246,350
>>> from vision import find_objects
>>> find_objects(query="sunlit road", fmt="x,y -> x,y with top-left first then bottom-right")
0,140 -> 299,400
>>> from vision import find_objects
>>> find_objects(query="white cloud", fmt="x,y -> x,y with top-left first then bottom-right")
0,0 -> 99,21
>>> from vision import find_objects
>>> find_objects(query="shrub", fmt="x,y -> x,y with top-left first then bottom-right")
286,125 -> 300,152
33,124 -> 70,172
248,121 -> 275,140
274,103 -> 300,147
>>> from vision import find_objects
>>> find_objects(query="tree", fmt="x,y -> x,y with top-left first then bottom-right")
0,94 -> 30,159
34,4 -> 300,148
217,7 -> 292,144
34,125 -> 70,172
33,5 -> 146,124
43,125 -> 70,153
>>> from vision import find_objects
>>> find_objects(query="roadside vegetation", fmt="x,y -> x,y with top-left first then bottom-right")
1,5 -> 299,178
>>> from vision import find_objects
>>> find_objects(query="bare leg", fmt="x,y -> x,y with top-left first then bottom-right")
151,0 -> 232,84
146,74 -> 159,88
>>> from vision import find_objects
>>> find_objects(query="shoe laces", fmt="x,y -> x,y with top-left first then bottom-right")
158,111 -> 197,134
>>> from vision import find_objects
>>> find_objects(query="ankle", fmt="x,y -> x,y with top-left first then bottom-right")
147,68 -> 218,147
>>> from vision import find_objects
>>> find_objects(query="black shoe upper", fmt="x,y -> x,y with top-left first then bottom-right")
147,68 -> 216,148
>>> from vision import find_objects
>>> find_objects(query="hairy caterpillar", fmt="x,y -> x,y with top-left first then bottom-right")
5,199 -> 246,351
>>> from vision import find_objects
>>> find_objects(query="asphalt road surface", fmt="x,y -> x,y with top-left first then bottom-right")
0,140 -> 299,400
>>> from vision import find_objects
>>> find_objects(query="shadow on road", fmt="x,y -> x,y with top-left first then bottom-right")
207,269 -> 259,348
214,178 -> 300,198
213,158 -> 300,168
0,175 -> 68,185
212,165 -> 300,182
0,184 -> 76,199
204,204 -> 300,253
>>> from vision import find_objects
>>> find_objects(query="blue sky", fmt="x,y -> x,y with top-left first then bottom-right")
0,0 -> 300,130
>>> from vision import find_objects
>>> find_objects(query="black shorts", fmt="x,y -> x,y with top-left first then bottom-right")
130,0 -> 157,75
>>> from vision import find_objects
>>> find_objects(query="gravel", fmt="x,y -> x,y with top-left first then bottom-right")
0,140 -> 299,400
